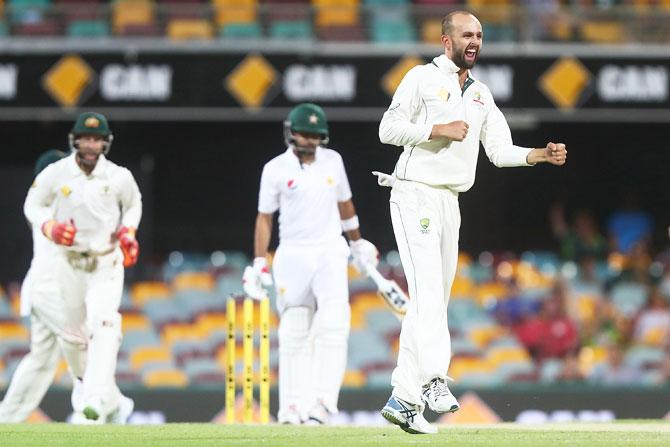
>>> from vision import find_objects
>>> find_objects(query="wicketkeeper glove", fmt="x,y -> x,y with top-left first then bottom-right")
117,226 -> 139,268
349,238 -> 379,275
242,257 -> 273,300
42,219 -> 76,246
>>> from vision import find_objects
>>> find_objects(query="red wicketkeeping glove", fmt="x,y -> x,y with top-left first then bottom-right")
42,219 -> 76,246
117,226 -> 139,268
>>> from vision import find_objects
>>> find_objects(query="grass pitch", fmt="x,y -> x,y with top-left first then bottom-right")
0,422 -> 668,446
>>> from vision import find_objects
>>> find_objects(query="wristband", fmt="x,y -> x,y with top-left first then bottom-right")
341,215 -> 360,232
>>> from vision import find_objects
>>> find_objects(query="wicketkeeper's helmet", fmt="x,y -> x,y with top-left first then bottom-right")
68,111 -> 114,154
284,103 -> 329,146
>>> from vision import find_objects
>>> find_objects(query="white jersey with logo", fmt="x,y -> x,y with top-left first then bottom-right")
258,147 -> 352,246
23,153 -> 142,254
379,54 -> 533,191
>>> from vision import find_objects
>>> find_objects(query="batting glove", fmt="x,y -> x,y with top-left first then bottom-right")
117,226 -> 139,268
42,219 -> 76,246
242,257 -> 273,300
349,238 -> 379,275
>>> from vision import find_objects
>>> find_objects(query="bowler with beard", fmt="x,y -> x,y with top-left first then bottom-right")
377,11 -> 568,434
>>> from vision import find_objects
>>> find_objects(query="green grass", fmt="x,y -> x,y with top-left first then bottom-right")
0,422 -> 668,446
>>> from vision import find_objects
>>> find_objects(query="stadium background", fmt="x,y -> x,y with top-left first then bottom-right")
1,0 -> 670,425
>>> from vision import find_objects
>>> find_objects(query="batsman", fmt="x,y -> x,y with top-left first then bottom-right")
23,112 -> 142,422
243,103 -> 379,424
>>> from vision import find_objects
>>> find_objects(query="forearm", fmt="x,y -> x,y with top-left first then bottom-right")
338,200 -> 361,241
253,213 -> 273,258
379,115 -> 432,147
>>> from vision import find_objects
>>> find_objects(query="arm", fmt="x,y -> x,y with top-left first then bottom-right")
379,67 -> 433,147
253,212 -> 273,258
119,169 -> 142,231
24,166 -> 57,229
482,103 -> 567,167
338,200 -> 361,241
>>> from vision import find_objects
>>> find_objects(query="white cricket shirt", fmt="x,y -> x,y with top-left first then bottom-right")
258,147 -> 352,246
379,54 -> 533,192
24,153 -> 142,254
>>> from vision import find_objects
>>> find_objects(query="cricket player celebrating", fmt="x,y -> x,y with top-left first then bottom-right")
0,150 -> 90,423
243,103 -> 378,424
377,11 -> 567,434
23,112 -> 142,422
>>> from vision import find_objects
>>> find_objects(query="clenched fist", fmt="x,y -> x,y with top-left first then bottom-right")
431,121 -> 469,141
546,142 -> 567,166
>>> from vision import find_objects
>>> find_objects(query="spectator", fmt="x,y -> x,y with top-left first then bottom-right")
631,287 -> 670,346
607,194 -> 653,255
515,284 -> 579,360
589,343 -> 643,385
550,205 -> 608,262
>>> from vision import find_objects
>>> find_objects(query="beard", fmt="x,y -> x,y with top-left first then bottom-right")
451,44 -> 479,69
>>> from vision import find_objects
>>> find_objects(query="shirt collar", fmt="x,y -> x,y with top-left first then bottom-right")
67,151 -> 108,177
432,54 -> 461,75
286,146 -> 322,166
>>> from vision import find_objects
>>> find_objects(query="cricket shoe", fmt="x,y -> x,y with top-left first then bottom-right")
381,395 -> 437,435
277,405 -> 302,425
107,396 -> 135,424
305,399 -> 335,425
421,378 -> 459,414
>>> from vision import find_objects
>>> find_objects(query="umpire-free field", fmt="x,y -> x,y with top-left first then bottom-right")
0,422 -> 668,446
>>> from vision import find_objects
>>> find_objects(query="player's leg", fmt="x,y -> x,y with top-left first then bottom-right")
420,189 -> 461,414
81,251 -> 124,421
273,243 -> 315,424
0,314 -> 60,423
306,237 -> 350,424
388,181 -> 449,405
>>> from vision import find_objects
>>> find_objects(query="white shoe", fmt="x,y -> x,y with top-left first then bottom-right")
70,412 -> 102,425
306,399 -> 335,425
381,395 -> 437,435
277,405 -> 302,425
107,396 -> 134,424
421,378 -> 459,414
82,396 -> 105,422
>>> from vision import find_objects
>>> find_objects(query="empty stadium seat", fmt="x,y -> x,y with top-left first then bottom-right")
166,18 -> 213,39
112,0 -> 155,35
213,0 -> 257,28
370,18 -> 416,43
269,19 -> 312,40
219,21 -> 261,38
312,0 -> 359,28
143,369 -> 189,387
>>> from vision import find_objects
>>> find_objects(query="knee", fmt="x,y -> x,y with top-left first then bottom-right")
278,307 -> 312,350
312,301 -> 350,340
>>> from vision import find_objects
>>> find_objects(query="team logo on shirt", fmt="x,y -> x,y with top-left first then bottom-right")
287,179 -> 297,190
420,218 -> 430,234
326,176 -> 334,186
101,185 -> 111,195
473,91 -> 485,106
437,87 -> 451,102
60,185 -> 72,197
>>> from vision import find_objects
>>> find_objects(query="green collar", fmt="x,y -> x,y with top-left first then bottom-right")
462,76 -> 474,95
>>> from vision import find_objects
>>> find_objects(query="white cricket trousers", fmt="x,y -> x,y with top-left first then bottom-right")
57,248 -> 125,415
0,276 -> 87,422
388,179 -> 460,405
272,237 -> 351,417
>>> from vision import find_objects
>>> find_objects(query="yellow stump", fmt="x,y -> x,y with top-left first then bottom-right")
243,297 -> 254,423
259,296 -> 270,424
225,298 -> 236,424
